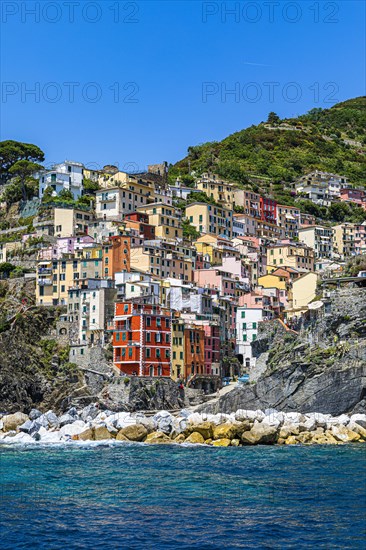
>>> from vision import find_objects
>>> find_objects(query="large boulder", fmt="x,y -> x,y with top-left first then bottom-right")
213,423 -> 239,440
78,428 -> 94,441
153,411 -> 174,434
59,414 -> 75,427
2,412 -> 29,432
80,404 -> 100,422
115,432 -> 129,441
60,420 -> 88,438
29,409 -> 42,421
145,431 -> 171,444
350,414 -> 366,429
18,420 -> 41,435
190,422 -> 214,440
94,426 -> 113,440
212,438 -> 231,447
45,411 -> 60,427
242,422 -> 278,445
119,424 -> 148,442
185,432 -> 205,444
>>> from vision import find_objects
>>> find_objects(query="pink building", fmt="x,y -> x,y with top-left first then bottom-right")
340,188 -> 365,205
194,269 -> 237,297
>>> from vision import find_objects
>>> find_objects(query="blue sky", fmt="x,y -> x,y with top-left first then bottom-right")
1,0 -> 365,170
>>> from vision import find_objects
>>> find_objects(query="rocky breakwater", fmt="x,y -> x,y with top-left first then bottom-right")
1,407 -> 366,446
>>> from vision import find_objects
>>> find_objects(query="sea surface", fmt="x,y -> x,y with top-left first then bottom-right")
1,442 -> 365,549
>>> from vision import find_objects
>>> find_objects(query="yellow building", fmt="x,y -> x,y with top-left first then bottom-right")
332,223 -> 356,258
137,203 -> 182,241
131,242 -> 192,281
171,318 -> 185,380
36,255 -> 103,306
258,273 -> 287,290
185,202 -> 233,239
54,207 -> 92,238
194,234 -> 223,265
196,174 -> 236,209
288,272 -> 318,310
267,243 -> 314,272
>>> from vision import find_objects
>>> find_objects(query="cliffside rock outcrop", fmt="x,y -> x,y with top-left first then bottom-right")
200,288 -> 366,416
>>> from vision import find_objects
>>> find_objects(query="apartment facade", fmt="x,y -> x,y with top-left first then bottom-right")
236,307 -> 263,369
38,161 -> 84,199
267,243 -> 315,272
298,226 -> 333,259
185,203 -> 233,239
113,303 -> 171,376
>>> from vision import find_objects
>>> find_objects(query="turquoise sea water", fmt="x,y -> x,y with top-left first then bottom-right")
1,442 -> 365,549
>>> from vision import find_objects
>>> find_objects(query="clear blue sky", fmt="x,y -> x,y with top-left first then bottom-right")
1,0 -> 365,171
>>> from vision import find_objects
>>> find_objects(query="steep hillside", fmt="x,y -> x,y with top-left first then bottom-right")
171,97 -> 366,205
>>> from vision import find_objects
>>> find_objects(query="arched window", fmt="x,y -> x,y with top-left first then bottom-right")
158,365 -> 162,376
149,365 -> 154,377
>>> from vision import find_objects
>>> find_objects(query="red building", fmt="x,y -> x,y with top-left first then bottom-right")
260,196 -> 277,224
203,324 -> 220,375
102,235 -> 130,278
113,303 -> 171,377
184,325 -> 205,378
123,212 -> 156,240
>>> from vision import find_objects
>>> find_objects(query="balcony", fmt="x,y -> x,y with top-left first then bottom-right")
38,268 -> 52,275
38,278 -> 52,286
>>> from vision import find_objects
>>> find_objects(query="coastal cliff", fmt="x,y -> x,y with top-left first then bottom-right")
200,287 -> 366,416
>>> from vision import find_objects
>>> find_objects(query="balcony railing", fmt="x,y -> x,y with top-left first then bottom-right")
38,278 -> 52,286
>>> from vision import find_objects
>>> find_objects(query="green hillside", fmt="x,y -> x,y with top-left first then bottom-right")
170,97 -> 366,211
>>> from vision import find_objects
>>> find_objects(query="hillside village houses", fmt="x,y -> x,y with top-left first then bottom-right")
3,161 -> 366,386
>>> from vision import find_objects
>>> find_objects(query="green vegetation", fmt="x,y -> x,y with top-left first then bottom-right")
182,218 -> 200,241
0,262 -> 24,278
0,140 -> 44,203
171,97 -> 366,219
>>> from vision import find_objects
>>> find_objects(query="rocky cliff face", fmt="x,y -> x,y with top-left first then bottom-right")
98,377 -> 184,412
200,288 -> 366,416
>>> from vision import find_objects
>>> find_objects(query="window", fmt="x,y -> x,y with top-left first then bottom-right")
241,311 -> 246,318
156,317 -> 161,326
124,304 -> 129,313
146,332 -> 151,343
146,348 -> 151,358
128,348 -> 133,357
116,333 -> 120,341
242,323 -> 246,329
156,349 -> 161,358
252,322 -> 257,329
252,334 -> 257,341
146,317 -> 151,327
173,351 -> 176,359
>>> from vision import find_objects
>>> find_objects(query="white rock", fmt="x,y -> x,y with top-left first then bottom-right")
284,412 -> 307,424
235,409 -> 264,422
350,414 -> 366,429
60,420 -> 87,437
187,413 -> 204,425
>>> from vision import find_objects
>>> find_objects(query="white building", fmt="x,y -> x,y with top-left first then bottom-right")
68,284 -> 116,344
236,307 -> 263,369
95,187 -> 152,221
38,161 -> 84,199
169,178 -> 194,201
298,226 -> 333,259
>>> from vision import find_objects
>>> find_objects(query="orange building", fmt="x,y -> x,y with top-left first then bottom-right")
113,302 -> 171,377
184,325 -> 205,378
103,235 -> 130,279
